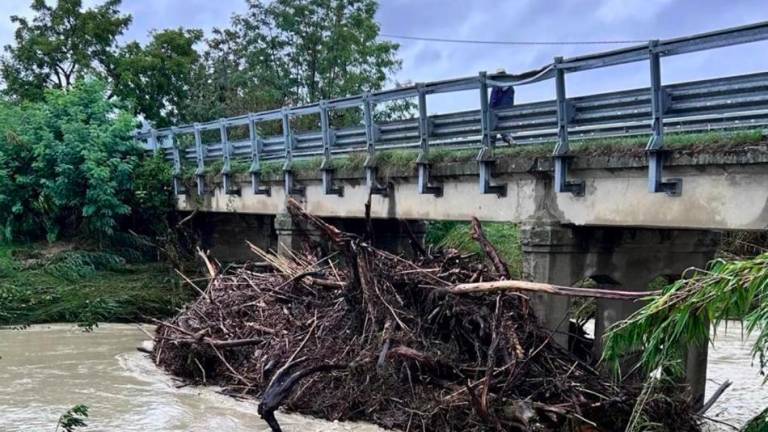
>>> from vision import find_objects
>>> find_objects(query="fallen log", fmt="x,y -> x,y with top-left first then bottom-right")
448,280 -> 660,300
470,217 -> 511,279
258,363 -> 349,432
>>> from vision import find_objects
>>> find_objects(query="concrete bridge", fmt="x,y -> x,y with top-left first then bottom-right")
137,21 -> 768,405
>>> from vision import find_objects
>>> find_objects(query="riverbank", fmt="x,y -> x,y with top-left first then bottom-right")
0,244 -> 192,328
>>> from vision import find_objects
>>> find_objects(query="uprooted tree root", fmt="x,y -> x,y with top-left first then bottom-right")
153,200 -> 699,432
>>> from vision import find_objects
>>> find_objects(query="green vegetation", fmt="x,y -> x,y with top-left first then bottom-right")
425,221 -> 523,277
1,0 -> 202,128
603,252 -> 768,379
0,245 -> 191,328
56,404 -> 89,432
188,0 -> 406,124
743,406 -> 768,432
2,0 -> 405,127
0,80 -> 174,244
601,251 -> 768,431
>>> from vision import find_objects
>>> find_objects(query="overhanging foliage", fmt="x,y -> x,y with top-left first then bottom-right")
602,252 -> 768,379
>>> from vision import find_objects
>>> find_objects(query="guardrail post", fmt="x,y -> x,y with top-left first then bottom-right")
319,101 -> 343,196
646,40 -> 682,197
415,83 -> 443,197
282,109 -> 305,197
219,119 -> 240,195
169,128 -> 185,196
477,72 -> 507,197
193,123 -> 207,196
149,128 -> 159,155
363,93 -> 389,196
248,114 -> 271,196
552,57 -> 584,197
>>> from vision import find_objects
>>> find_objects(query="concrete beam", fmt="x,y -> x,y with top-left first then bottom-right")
179,148 -> 768,231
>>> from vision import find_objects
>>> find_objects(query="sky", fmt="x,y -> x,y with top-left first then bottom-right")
2,0 -> 768,113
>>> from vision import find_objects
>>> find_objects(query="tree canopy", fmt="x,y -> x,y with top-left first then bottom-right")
0,80 -> 172,243
0,0 -> 202,127
1,0 -> 404,127
1,0 -> 131,101
186,0 -> 400,120
113,28 -> 203,127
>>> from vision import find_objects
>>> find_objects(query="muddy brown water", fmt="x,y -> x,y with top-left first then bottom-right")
0,323 -> 764,431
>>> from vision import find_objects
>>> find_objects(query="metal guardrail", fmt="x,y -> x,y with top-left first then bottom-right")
137,21 -> 768,198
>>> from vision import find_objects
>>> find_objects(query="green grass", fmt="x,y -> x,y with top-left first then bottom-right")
425,221 -> 522,277
179,129 -> 766,183
0,245 -> 192,328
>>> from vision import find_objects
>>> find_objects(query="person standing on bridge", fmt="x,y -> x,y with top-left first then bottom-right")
490,68 -> 515,146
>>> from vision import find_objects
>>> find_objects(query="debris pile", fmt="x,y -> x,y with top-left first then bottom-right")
153,199 -> 698,431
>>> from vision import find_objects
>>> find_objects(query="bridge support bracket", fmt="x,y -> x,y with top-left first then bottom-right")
250,171 -> 271,196
365,166 -> 390,197
195,174 -> 207,196
416,161 -> 443,197
222,174 -> 241,196
553,156 -> 585,197
284,169 -> 305,197
172,177 -> 186,196
647,149 -> 682,197
478,156 -> 507,197
321,167 -> 344,196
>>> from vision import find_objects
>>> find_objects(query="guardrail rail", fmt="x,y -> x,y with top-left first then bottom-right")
135,21 -> 768,199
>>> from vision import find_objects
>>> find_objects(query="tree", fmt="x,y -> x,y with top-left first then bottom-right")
1,0 -> 131,101
113,28 -> 204,127
0,79 -> 154,243
1,1 -> 203,127
185,0 -> 402,122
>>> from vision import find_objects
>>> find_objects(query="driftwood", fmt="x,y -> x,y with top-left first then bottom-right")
153,200 -> 697,432
470,216 -> 511,279
258,363 -> 349,432
449,280 -> 660,300
698,379 -> 732,415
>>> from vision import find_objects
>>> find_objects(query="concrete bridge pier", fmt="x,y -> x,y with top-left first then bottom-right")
521,221 -> 720,406
274,212 -> 318,257
521,221 -> 584,348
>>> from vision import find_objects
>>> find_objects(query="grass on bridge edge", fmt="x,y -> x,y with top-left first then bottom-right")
182,128 -> 767,183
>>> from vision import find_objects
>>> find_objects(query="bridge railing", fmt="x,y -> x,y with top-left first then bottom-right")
136,21 -> 768,199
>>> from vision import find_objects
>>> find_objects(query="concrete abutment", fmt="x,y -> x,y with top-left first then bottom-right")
521,221 -> 720,406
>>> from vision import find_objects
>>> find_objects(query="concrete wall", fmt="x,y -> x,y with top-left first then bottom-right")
179,147 -> 768,230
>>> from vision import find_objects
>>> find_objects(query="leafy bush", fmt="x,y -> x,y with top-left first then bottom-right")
0,79 -> 172,244
43,251 -> 126,281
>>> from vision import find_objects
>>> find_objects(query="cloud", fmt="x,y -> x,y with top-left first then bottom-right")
1,0 -> 767,113
594,0 -> 675,23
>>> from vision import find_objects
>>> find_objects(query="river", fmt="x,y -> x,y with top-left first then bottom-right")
0,323 -> 764,431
